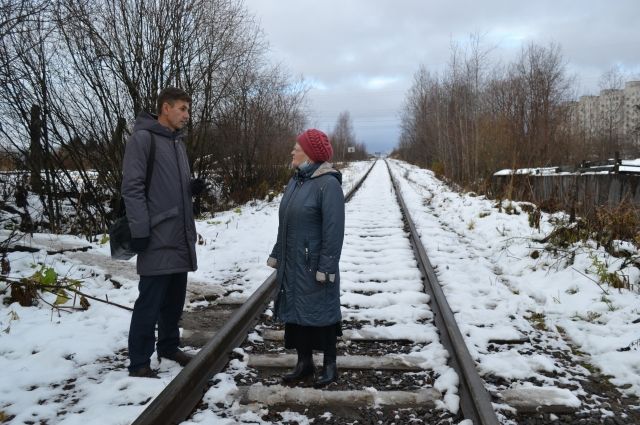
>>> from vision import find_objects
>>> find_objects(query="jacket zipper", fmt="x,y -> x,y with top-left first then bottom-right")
174,139 -> 194,268
280,179 -> 304,262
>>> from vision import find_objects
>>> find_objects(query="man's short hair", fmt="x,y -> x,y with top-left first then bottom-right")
156,87 -> 192,114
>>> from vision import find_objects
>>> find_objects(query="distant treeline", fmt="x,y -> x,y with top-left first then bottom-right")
0,0 -> 366,236
395,34 -> 640,192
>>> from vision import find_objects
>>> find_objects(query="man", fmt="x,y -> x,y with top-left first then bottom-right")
122,87 -> 198,378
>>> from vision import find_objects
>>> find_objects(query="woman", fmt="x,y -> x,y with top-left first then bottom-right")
267,129 -> 345,388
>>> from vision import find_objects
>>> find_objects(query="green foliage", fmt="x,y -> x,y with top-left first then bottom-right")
30,265 -> 82,306
9,265 -> 86,309
99,234 -> 109,245
31,266 -> 58,287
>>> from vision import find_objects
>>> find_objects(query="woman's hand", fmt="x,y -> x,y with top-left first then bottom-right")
316,271 -> 335,283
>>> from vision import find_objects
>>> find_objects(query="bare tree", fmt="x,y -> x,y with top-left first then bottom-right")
210,65 -> 307,204
0,0 -> 310,235
330,111 -> 358,162
397,40 -> 574,190
0,0 -> 46,39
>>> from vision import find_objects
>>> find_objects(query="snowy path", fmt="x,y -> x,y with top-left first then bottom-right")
187,160 -> 457,424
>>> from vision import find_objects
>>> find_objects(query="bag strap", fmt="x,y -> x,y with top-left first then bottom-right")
144,131 -> 156,197
117,131 -> 156,217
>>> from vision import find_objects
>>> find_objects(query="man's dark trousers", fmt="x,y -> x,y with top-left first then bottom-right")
128,272 -> 187,372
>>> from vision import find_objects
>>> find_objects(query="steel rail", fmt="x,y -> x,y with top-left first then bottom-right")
386,159 -> 500,425
132,159 -> 377,425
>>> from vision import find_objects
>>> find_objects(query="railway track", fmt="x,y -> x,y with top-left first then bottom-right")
131,159 -> 500,425
131,159 -> 640,425
387,160 -> 640,425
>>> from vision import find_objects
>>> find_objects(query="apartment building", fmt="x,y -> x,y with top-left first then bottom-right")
573,81 -> 640,142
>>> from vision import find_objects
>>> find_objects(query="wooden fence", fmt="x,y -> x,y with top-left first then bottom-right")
491,173 -> 640,215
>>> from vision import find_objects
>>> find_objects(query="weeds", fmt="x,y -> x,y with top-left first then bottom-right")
504,201 -> 518,215
431,161 -> 445,178
3,310 -> 19,333
584,311 -> 602,322
572,311 -> 602,323
5,265 -> 88,310
529,312 -> 547,330
526,204 -> 640,292
589,253 -> 629,290
600,295 -> 616,312
592,202 -> 640,253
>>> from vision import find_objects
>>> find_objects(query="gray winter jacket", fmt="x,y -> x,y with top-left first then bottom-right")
270,162 -> 345,326
121,112 -> 197,276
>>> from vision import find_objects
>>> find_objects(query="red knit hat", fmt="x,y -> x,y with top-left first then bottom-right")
297,129 -> 333,163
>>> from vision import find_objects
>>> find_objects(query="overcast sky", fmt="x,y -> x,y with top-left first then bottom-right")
244,0 -> 640,154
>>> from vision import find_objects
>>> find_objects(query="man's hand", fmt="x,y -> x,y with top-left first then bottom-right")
130,237 -> 150,253
190,178 -> 207,197
267,257 -> 278,268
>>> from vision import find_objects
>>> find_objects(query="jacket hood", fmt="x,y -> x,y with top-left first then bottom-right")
311,162 -> 342,185
132,111 -> 184,138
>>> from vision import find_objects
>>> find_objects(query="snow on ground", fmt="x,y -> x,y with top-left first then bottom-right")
1,158 -> 639,424
387,159 -> 640,399
0,161 -> 372,425
187,159 -> 456,423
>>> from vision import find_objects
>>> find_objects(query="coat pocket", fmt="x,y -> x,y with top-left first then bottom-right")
305,239 -> 321,273
149,206 -> 180,248
150,206 -> 179,227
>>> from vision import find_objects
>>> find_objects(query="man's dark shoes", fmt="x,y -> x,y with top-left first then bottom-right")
159,349 -> 194,367
282,355 -> 314,384
313,361 -> 337,388
129,366 -> 160,378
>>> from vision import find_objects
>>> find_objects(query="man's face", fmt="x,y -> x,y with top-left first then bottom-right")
161,100 -> 190,131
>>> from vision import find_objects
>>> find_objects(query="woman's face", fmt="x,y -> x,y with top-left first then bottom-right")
291,143 -> 309,168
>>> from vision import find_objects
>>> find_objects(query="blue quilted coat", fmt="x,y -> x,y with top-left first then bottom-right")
270,162 -> 345,326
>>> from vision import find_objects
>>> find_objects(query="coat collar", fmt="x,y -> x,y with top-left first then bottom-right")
294,162 -> 342,184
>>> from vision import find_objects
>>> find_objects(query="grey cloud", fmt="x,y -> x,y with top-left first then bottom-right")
245,0 -> 640,152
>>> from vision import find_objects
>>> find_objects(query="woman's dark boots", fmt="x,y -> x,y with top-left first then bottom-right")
282,350 -> 314,384
314,353 -> 337,388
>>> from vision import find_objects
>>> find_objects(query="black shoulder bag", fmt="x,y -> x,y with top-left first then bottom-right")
109,133 -> 156,260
